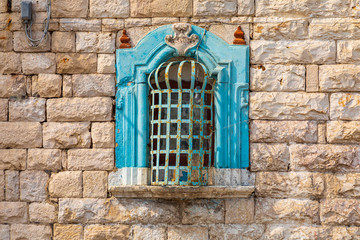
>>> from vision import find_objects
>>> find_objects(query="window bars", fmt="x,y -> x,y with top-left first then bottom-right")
148,59 -> 214,186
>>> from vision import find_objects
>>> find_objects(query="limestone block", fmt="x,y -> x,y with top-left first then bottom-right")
0,31 -> 12,51
133,225 -> 166,240
43,122 -> 91,148
0,202 -> 27,223
330,93 -> 360,120
152,17 -> 180,25
0,53 -> 21,74
225,198 -> 254,224
250,64 -> 305,91
352,0 -> 360,17
5,170 -> 19,201
168,226 -> 208,240
8,12 -> 59,31
90,0 -> 129,18
83,171 -> 107,198
29,202 -> 57,223
290,144 -> 360,172
72,74 -> 115,97
11,0 -> 47,12
76,32 -> 115,53
130,0 -> 192,17
97,54 -> 115,73
251,40 -> 336,64
20,170 -> 48,202
238,0 -> 254,15
119,26 -> 157,47
62,75 -> 72,97
60,18 -> 101,32
0,99 -> 7,121
21,53 -> 56,74
54,224 -> 83,240
310,18 -> 360,40
209,24 -> 250,45
319,65 -> 360,92
0,0 -> 6,12
327,121 -> 360,143
13,31 -> 50,52
208,224 -> 265,240
49,171 -> 82,198
306,65 -> 319,92
256,172 -> 325,198
52,32 -> 75,53
10,224 -> 52,240
250,92 -> 329,120
0,122 -> 42,148
326,173 -> 360,198
9,98 -> 46,122
28,149 -> 62,171
124,18 -> 152,28
0,149 -> 26,170
102,19 -> 125,32
320,199 -> 360,225
91,122 -> 114,148
194,0 -> 237,16
0,75 -> 26,98
182,200 -> 224,224
337,40 -> 360,63
67,149 -> 114,170
84,225 -> 131,240
0,171 -> 3,200
264,225 -> 332,240
32,74 -> 62,97
0,224 -> 9,240
332,226 -> 360,240
52,0 -> 88,17
250,143 -> 289,171
255,198 -> 319,224
56,53 -> 97,74
47,97 -> 112,121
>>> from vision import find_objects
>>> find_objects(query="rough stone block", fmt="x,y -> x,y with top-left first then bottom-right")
250,64 -> 305,91
124,18 -> 152,28
330,93 -> 360,120
0,30 -> 12,51
337,40 -> 360,63
29,202 -> 57,223
326,173 -> 360,198
72,74 -> 115,97
209,224 -> 265,240
310,18 -> 360,40
56,53 -> 97,74
90,0 -> 129,18
13,31 -> 50,52
5,170 -> 19,201
49,171 -> 82,198
250,143 -> 289,171
194,0 -> 237,16
118,26 -> 156,47
152,17 -> 180,25
208,24 -> 250,45
250,92 -> 329,120
76,32 -> 115,53
28,149 -> 62,171
83,171 -> 107,198
306,65 -> 319,92
102,19 -> 124,31
97,54 -> 115,73
11,0 -> 47,12
9,98 -> 46,122
0,122 -> 42,148
84,224 -> 131,240
0,0 -> 7,12
0,202 -> 27,223
264,225 -> 332,240
0,53 -> 21,74
60,18 -> 101,32
54,224 -> 83,240
321,199 -> 360,225
320,65 -> 360,92
62,75 -> 73,97
168,226 -> 208,240
238,0 -> 254,15
327,121 -> 360,143
52,0 -> 88,17
0,171 -> 3,200
0,99 -> 7,121
20,170 -> 48,202
225,198 -> 254,224
91,122 -> 114,148
250,40 -> 336,64
32,74 -> 62,98
52,32 -> 75,53
0,149 -> 26,170
10,224 -> 52,240
318,122 -> 327,144
0,224 -> 9,240
130,0 -> 192,17
331,226 -> 360,240
182,200 -> 224,224
67,149 -> 114,170
0,75 -> 26,98
133,225 -> 166,240
43,122 -> 91,148
21,53 -> 56,74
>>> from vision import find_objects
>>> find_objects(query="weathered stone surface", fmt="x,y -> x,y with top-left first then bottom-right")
52,0 -> 88,17
21,53 -> 56,74
238,0 -> 254,15
0,122 -> 42,148
0,171 -> 3,200
0,0 -> 7,12
9,98 -> 46,122
250,143 -> 289,171
225,199 -> 254,224
60,18 -> 101,32
209,224 -> 265,240
84,224 -> 131,240
10,224 -> 52,240
0,99 -> 7,121
102,19 -> 124,31
97,54 -> 115,73
20,170 -> 48,202
194,0 -> 236,16
72,74 -> 115,97
28,149 -> 62,171
168,226 -> 208,240
327,121 -> 360,144
124,18 -> 152,28
330,93 -> 360,120
256,198 -> 319,224
331,226 -> 360,240
306,65 -> 319,92
310,18 -> 360,40
5,170 -> 19,201
49,171 -> 82,198
0,149 -> 26,170
250,40 -> 336,64
83,171 -> 107,198
13,31 -> 50,52
52,32 -> 75,53
90,0 -> 129,17
264,225 -> 332,240
0,202 -> 27,223
337,40 -> 360,63
91,122 -> 114,148
326,173 -> 360,198
43,122 -> 91,148
62,75 -> 73,97
182,200 -> 224,224
320,199 -> 360,225
59,198 -> 180,224
290,144 -> 360,172
209,24 -> 250,45
119,26 -> 157,47
319,65 -> 360,92
318,122 -> 326,144
54,224 -> 83,240
29,202 -> 57,223
0,53 -> 21,74
7,12 -> 59,31
130,0 -> 192,17
76,32 -> 115,53
152,17 -> 180,25
56,53 -> 97,74
0,75 -> 26,98
32,74 -> 62,98
0,224 -> 9,240
250,64 -> 305,91
11,0 -> 47,12
133,225 -> 166,240
67,149 -> 114,170
256,172 -> 325,198
0,31 -> 12,51
250,92 -> 329,120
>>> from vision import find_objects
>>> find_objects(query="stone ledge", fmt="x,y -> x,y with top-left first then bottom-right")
109,185 -> 254,199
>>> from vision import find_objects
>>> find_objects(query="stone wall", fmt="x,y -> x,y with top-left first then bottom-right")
0,0 -> 360,239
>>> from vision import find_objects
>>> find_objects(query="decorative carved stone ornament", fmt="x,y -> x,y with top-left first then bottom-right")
165,23 -> 199,56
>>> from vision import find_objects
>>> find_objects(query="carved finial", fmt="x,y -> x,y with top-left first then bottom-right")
233,26 -> 246,45
120,29 -> 131,49
165,23 -> 199,56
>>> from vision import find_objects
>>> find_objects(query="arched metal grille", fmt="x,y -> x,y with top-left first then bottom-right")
148,60 -> 214,186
